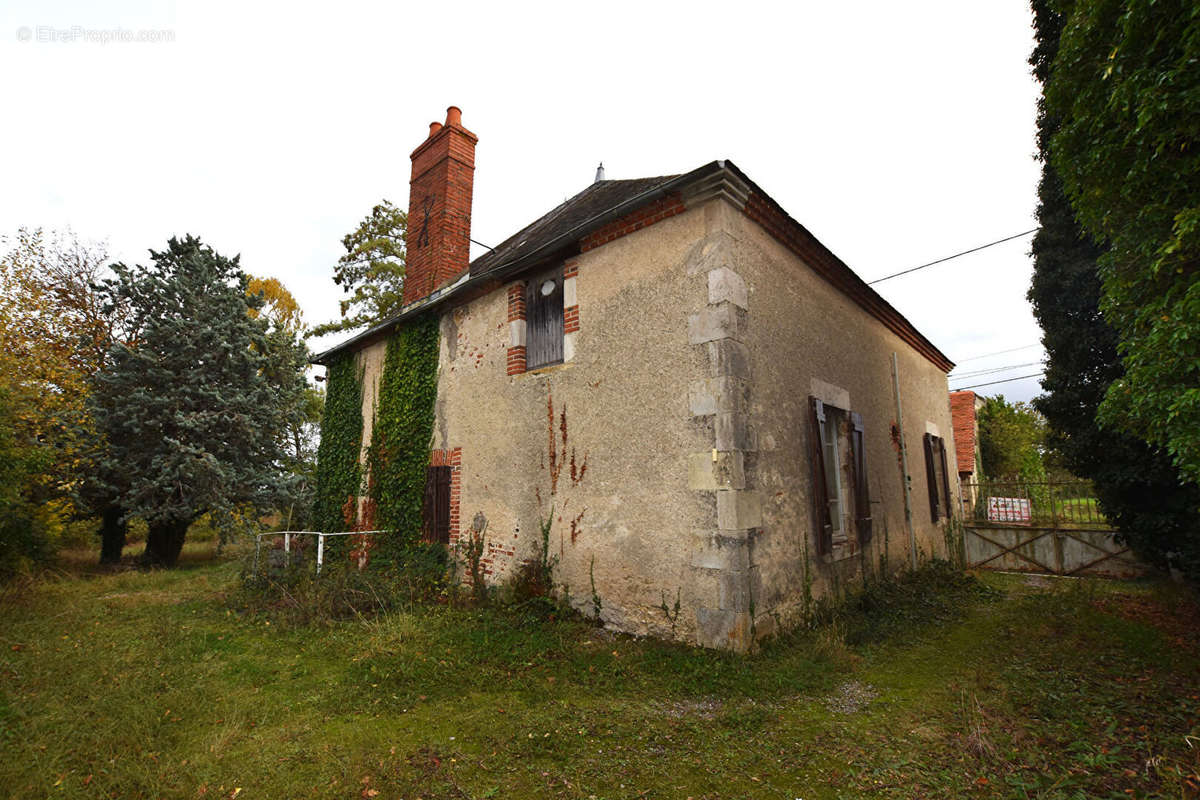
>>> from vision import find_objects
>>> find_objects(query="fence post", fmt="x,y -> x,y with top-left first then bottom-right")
284,532 -> 290,556
316,534 -> 325,576
253,533 -> 262,574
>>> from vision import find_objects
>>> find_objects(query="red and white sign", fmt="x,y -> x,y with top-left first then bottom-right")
987,497 -> 1032,523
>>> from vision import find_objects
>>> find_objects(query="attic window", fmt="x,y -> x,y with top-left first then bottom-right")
525,265 -> 564,370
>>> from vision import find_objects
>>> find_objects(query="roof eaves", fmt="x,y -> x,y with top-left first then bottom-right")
311,161 -> 727,365
723,161 -> 956,373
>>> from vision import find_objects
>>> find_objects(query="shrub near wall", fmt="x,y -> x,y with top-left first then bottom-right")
368,314 -> 440,557
312,355 -> 363,534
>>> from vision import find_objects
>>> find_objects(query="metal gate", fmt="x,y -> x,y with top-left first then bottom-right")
959,480 -> 1149,578
962,525 -> 1148,578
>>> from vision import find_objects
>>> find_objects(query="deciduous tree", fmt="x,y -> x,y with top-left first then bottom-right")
1029,0 -> 1200,581
1045,0 -> 1200,482
0,228 -> 130,566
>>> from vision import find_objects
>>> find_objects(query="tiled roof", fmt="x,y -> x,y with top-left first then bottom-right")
949,390 -> 978,474
468,176 -> 679,278
311,160 -> 956,373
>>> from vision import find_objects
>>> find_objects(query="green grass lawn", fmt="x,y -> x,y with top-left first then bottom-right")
1,545 -> 1197,799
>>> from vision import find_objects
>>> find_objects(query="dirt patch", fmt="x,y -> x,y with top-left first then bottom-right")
825,681 -> 879,714
657,697 -> 723,719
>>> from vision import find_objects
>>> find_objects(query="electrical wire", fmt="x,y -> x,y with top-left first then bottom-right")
867,229 -> 1038,285
949,360 -> 1046,379
953,342 -> 1043,364
952,372 -> 1045,391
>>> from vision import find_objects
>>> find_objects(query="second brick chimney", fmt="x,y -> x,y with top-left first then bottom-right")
403,106 -> 479,306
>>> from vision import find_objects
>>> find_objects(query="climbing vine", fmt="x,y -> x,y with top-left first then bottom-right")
313,355 -> 363,533
368,313 -> 440,554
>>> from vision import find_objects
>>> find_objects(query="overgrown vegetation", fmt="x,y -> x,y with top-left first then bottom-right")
236,542 -> 452,626
367,314 -> 441,555
1029,0 -> 1200,583
3,551 -> 1197,798
1044,0 -> 1200,485
312,355 -> 363,534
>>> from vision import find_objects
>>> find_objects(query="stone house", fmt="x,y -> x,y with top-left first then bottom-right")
313,106 -> 960,651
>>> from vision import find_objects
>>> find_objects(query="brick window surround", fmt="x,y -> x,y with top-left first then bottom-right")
507,259 -> 579,375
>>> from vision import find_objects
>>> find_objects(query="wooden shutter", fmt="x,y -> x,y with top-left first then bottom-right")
421,466 -> 451,545
809,397 -> 833,556
937,436 -> 952,520
849,411 -> 873,545
525,267 -> 564,370
923,433 -> 940,522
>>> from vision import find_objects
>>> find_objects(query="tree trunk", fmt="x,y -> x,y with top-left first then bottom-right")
98,505 -> 127,565
141,519 -> 190,567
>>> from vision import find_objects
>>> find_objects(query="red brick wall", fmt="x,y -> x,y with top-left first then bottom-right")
506,281 -> 527,376
580,192 -> 685,252
564,259 -> 580,334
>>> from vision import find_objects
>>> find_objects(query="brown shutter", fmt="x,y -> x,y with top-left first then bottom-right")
421,466 -> 451,545
937,436 -> 952,521
849,411 -> 873,545
525,267 -> 564,370
923,433 -> 940,522
809,397 -> 833,556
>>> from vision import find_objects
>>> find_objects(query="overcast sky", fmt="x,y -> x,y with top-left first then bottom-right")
1,0 -> 1046,403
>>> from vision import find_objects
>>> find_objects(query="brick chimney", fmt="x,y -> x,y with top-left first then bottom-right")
403,105 -> 478,305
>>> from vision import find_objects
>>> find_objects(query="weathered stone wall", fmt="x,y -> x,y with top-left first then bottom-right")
429,208 -> 714,642
716,203 -> 959,635
353,338 -> 388,523
349,183 -> 956,650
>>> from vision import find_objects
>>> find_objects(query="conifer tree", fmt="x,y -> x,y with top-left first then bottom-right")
310,200 -> 407,338
89,236 -> 301,566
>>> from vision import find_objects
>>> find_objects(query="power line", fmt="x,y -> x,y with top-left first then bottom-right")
952,372 -> 1045,391
867,229 -> 1038,285
954,342 -> 1043,364
949,360 -> 1046,379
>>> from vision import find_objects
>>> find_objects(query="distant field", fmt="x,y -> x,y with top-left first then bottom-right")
0,548 -> 1196,799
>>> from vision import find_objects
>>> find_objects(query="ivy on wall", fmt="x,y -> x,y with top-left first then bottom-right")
312,355 -> 363,533
368,313 -> 440,552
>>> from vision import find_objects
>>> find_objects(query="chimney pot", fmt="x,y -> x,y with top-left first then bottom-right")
428,121 -> 443,137
445,106 -> 462,127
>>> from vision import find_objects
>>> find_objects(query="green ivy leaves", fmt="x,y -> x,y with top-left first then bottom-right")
369,314 -> 441,552
313,355 -> 363,533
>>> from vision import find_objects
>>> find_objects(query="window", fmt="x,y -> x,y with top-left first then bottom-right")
923,433 -> 952,522
809,397 -> 873,556
525,265 -> 564,370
